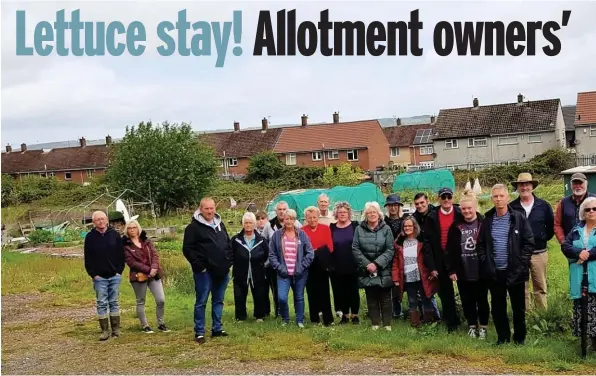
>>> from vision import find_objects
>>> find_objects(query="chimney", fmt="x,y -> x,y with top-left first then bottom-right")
6,144 -> 12,153
517,93 -> 524,104
79,137 -> 86,147
233,121 -> 240,132
333,112 -> 340,124
396,117 -> 401,126
105,135 -> 112,145
430,115 -> 436,124
473,97 -> 479,108
20,143 -> 27,152
261,117 -> 268,131
301,114 -> 308,127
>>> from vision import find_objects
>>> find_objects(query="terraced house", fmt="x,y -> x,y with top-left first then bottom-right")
432,94 -> 566,169
573,90 -> 596,159
382,119 -> 436,170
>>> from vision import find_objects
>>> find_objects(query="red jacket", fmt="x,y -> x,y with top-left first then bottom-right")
123,231 -> 163,282
392,234 -> 439,300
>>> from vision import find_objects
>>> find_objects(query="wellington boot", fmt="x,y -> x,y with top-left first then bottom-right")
110,315 -> 121,338
99,318 -> 110,341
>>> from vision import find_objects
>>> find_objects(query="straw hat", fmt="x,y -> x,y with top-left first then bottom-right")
511,172 -> 539,190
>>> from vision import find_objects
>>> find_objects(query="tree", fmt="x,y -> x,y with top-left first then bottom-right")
106,121 -> 218,214
1,174 -> 16,207
322,163 -> 363,187
245,151 -> 286,183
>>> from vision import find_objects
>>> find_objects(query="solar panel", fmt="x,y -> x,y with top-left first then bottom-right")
414,129 -> 433,144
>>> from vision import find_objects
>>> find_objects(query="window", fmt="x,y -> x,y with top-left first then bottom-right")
48,172 -> 55,177
86,169 -> 94,177
419,145 -> 434,155
219,159 -> 224,167
390,147 -> 400,157
286,153 -> 296,165
39,173 -> 46,177
229,158 -> 238,167
498,136 -> 518,145
312,151 -> 323,161
420,161 -> 435,169
65,172 -> 72,180
347,149 -> 359,161
445,139 -> 458,149
590,125 -> 596,137
527,134 -> 542,143
467,137 -> 487,147
327,150 -> 339,160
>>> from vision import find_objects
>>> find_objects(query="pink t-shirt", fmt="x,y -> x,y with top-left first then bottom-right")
283,236 -> 298,276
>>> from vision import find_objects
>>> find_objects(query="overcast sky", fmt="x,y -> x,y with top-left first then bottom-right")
2,0 -> 596,146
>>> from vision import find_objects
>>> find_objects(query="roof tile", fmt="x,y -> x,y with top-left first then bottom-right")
383,123 -> 434,147
1,145 -> 110,174
200,128 -> 282,158
575,91 -> 596,126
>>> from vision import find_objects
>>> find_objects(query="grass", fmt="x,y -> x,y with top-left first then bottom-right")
2,238 -> 596,374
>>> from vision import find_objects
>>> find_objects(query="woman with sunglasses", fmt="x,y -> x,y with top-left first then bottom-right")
563,196 -> 596,352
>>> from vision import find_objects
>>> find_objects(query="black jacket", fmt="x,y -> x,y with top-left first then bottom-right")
510,194 -> 554,251
422,205 -> 464,272
445,212 -> 485,280
412,203 -> 436,230
84,227 -> 125,279
182,213 -> 233,279
476,206 -> 535,286
231,230 -> 268,285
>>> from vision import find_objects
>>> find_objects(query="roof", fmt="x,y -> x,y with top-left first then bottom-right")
562,105 -> 577,131
575,91 -> 596,127
561,166 -> 596,175
383,123 -> 434,148
1,145 -> 110,174
199,128 -> 282,158
433,99 -> 561,140
273,120 -> 384,153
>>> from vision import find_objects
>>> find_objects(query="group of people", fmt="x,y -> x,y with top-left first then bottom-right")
84,171 -> 596,352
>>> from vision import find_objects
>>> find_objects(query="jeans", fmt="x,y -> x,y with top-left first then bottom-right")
364,287 -> 392,327
93,274 -> 121,318
277,272 -> 308,324
404,281 -> 434,312
233,278 -> 268,320
193,271 -> 229,336
131,279 -> 166,326
457,279 -> 489,327
489,270 -> 527,344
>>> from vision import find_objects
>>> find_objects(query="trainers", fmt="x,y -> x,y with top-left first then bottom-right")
212,330 -> 228,337
142,326 -> 154,334
335,310 -> 343,318
195,335 -> 206,344
468,327 -> 477,338
384,326 -> 392,331
372,325 -> 380,330
478,327 -> 487,340
281,322 -> 288,327
158,324 -> 170,332
297,323 -> 305,328
256,319 -> 264,323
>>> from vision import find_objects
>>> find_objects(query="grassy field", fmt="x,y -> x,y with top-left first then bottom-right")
2,234 -> 596,374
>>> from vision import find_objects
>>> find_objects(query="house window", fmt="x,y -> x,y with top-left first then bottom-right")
312,151 -> 323,161
48,172 -> 55,177
229,158 -> 238,167
590,125 -> 596,137
390,147 -> 400,157
327,150 -> 339,160
65,172 -> 72,180
527,134 -> 542,143
467,137 -> 487,147
86,169 -> 94,177
219,159 -> 224,167
40,173 -> 46,177
498,136 -> 518,145
445,139 -> 458,149
420,161 -> 435,169
419,145 -> 434,155
286,153 -> 296,165
347,149 -> 359,161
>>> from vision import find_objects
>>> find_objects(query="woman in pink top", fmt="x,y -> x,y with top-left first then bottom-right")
268,209 -> 315,327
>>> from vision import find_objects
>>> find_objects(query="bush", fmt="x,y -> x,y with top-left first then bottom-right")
245,151 -> 286,183
27,229 -> 55,244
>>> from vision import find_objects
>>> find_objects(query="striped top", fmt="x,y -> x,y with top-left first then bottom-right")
491,211 -> 511,270
283,235 -> 298,276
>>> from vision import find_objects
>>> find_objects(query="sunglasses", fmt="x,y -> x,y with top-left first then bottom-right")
584,207 -> 596,213
440,194 -> 453,200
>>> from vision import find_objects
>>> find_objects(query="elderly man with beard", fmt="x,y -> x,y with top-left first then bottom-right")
555,173 -> 596,250
509,173 -> 554,311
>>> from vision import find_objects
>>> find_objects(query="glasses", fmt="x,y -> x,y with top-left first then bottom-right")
584,207 -> 596,213
440,194 -> 453,200
403,225 -> 414,228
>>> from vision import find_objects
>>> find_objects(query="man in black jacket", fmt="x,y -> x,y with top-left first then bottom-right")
477,184 -> 535,345
423,188 -> 463,332
84,210 -> 125,341
509,173 -> 554,311
183,197 -> 233,344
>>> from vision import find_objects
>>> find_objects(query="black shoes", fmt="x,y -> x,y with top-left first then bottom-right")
212,330 -> 229,337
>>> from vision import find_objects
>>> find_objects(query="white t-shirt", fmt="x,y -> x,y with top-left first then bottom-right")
521,198 -> 534,217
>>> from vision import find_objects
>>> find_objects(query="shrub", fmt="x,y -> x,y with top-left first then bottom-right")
27,229 -> 54,244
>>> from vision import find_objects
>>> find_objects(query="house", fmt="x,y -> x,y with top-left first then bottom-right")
382,119 -> 436,169
1,137 -> 111,184
562,105 -> 577,149
433,94 -> 566,168
574,91 -> 596,158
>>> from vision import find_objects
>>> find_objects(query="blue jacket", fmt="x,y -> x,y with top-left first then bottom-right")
510,194 -> 554,251
268,227 -> 314,279
563,222 -> 596,299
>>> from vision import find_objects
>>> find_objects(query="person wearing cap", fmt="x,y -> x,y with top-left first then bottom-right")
509,173 -> 554,311
422,187 -> 463,332
555,172 -> 596,250
384,194 -> 405,319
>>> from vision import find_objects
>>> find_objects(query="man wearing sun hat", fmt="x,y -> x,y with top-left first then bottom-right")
509,173 -> 554,311
554,172 -> 595,248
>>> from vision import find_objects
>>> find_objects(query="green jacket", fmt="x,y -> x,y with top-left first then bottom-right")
352,220 -> 395,288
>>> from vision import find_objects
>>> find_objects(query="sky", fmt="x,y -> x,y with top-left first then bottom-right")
2,0 -> 596,146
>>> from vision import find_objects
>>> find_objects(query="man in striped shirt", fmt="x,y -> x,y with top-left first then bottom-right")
477,184 -> 535,346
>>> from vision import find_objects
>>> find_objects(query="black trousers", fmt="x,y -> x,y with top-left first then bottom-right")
457,279 -> 490,327
364,286 -> 392,327
264,266 -> 279,317
331,273 -> 360,316
306,263 -> 334,325
438,272 -> 461,330
233,278 -> 268,320
488,270 -> 527,344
